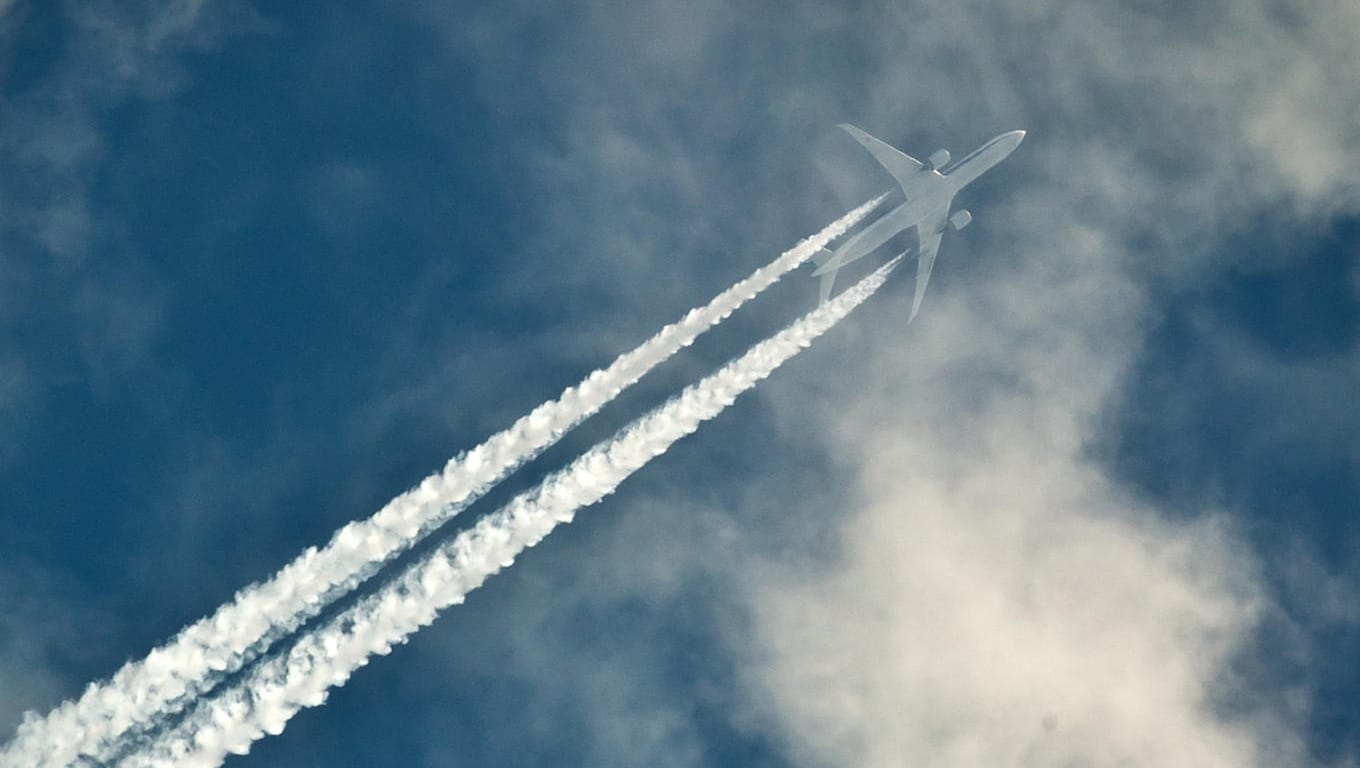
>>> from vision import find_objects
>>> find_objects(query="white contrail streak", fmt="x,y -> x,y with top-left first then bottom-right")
122,253 -> 904,768
0,196 -> 886,768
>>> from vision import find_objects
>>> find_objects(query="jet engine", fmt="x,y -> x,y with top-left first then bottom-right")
928,148 -> 951,170
948,209 -> 972,231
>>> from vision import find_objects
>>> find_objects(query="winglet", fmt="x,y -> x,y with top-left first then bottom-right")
818,270 -> 836,304
908,281 -> 927,321
812,247 -> 838,303
907,233 -> 941,323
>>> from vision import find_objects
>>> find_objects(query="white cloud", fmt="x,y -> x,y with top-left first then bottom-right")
748,304 -> 1297,764
733,1 -> 1360,763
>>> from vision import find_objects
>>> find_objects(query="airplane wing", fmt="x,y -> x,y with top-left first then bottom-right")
909,228 -> 942,322
838,124 -> 930,197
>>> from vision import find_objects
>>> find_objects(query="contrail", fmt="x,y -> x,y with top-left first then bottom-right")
0,196 -> 886,768
121,253 -> 905,768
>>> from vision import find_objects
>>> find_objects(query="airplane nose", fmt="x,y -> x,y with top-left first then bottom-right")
998,130 -> 1025,155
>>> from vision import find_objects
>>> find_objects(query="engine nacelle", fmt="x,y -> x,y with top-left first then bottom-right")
928,148 -> 951,170
948,209 -> 972,231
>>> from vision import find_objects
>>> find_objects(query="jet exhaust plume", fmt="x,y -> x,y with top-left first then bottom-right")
0,196 -> 886,768
121,254 -> 905,768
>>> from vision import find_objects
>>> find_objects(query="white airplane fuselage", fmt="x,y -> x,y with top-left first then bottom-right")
827,188 -> 945,269
815,130 -> 1025,278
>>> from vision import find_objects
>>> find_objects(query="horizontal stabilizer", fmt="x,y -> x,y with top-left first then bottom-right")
811,247 -> 836,270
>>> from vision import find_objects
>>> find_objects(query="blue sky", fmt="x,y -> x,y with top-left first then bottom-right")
2,1 -> 1358,766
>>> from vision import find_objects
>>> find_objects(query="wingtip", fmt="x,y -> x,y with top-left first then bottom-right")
818,270 -> 836,305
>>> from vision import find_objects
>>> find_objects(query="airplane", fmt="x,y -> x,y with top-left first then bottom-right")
813,124 -> 1025,319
